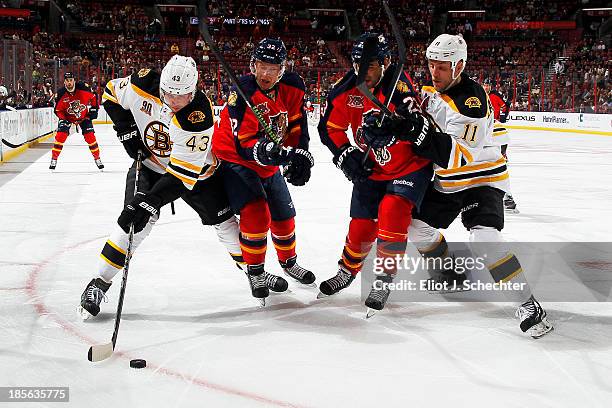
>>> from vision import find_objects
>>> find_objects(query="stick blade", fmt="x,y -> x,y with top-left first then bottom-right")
88,342 -> 114,362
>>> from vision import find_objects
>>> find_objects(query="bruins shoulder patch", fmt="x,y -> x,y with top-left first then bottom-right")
138,68 -> 151,78
465,96 -> 482,108
188,110 -> 205,123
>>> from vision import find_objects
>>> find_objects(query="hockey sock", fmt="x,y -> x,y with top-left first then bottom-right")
376,195 -> 413,275
340,218 -> 377,275
470,226 -> 532,303
51,131 -> 68,160
239,198 -> 270,267
97,220 -> 155,282
213,216 -> 243,267
270,218 -> 296,264
83,132 -> 100,160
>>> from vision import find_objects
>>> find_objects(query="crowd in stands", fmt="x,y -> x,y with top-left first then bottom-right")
0,0 -> 609,114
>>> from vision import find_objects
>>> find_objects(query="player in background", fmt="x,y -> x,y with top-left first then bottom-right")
317,33 -> 432,313
483,80 -> 519,213
51,72 -> 103,170
213,38 -> 316,305
78,56 -> 281,318
363,34 -> 552,337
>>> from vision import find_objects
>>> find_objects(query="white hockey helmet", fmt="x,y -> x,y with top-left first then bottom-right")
426,34 -> 468,79
160,55 -> 198,97
0,85 -> 7,97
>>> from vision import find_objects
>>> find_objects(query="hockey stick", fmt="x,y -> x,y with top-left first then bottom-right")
197,0 -> 280,144
87,150 -> 143,362
356,0 -> 407,164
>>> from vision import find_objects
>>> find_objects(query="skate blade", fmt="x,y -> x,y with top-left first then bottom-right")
365,308 -> 378,319
505,208 -> 520,214
528,318 -> 554,338
316,291 -> 330,299
77,306 -> 94,321
256,298 -> 266,307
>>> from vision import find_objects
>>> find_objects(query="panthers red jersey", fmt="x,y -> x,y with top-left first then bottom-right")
319,67 -> 430,181
54,82 -> 98,123
213,72 -> 309,179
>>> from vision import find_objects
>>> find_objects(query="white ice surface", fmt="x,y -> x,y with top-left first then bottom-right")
1,126 -> 612,407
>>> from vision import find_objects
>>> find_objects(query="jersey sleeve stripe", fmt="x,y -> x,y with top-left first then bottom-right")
437,156 -> 505,176
168,161 -> 200,179
438,173 -> 509,188
326,121 -> 348,131
457,144 -> 474,163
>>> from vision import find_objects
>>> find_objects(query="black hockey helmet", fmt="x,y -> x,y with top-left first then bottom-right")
64,72 -> 75,80
351,32 -> 390,66
252,38 -> 287,65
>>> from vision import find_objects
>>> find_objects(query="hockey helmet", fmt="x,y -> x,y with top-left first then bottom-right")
426,34 -> 467,79
351,32 -> 390,66
160,55 -> 199,96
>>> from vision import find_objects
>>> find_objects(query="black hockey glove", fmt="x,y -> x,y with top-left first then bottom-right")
88,106 -> 98,120
283,148 -> 314,186
391,110 -> 434,146
117,192 -> 162,234
253,139 -> 294,166
361,112 -> 396,149
333,145 -> 374,183
116,123 -> 150,160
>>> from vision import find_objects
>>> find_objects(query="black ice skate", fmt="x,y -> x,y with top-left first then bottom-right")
263,271 -> 289,293
95,158 -> 105,170
78,277 -> 112,320
365,274 -> 394,318
49,159 -> 57,170
515,295 -> 553,338
281,256 -> 316,286
504,194 -> 519,214
317,264 -> 355,298
246,265 -> 270,306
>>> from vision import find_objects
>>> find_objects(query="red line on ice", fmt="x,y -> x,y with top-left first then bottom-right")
25,237 -> 308,408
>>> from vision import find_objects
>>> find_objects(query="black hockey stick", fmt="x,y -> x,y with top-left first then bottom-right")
198,0 -> 280,144
356,0 -> 407,164
87,150 -> 143,362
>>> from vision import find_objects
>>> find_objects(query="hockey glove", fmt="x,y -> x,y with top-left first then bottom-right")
333,145 -> 374,183
283,148 -> 314,186
253,139 -> 294,166
116,123 -> 150,160
391,110 -> 434,147
361,112 -> 396,149
88,106 -> 99,120
117,192 -> 162,234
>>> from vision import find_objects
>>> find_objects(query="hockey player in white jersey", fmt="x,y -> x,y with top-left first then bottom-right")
361,35 -> 552,338
78,56 -> 286,318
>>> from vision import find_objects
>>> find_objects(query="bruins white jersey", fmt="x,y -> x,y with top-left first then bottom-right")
102,68 -> 217,190
421,73 -> 509,194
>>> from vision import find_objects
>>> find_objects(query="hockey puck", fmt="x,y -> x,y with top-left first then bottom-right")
129,359 -> 147,369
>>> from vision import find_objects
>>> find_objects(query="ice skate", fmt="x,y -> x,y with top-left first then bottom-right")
516,295 -> 553,338
246,265 -> 269,306
78,277 -> 112,320
95,158 -> 105,171
365,274 -> 393,318
504,194 -> 519,214
317,264 -> 354,299
281,256 -> 316,286
49,159 -> 57,170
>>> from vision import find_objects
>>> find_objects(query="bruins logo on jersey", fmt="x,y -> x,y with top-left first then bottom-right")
228,91 -> 238,107
144,121 -> 172,157
268,111 -> 288,142
396,80 -> 409,94
188,110 -> 205,123
138,68 -> 151,78
465,96 -> 482,108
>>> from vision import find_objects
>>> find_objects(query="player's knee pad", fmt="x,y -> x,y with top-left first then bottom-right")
468,225 -> 521,282
83,131 -> 97,144
348,218 -> 378,245
378,194 -> 413,240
